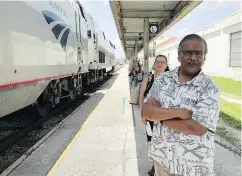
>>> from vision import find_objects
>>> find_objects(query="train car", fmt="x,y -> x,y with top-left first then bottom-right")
86,13 -> 116,83
0,0 -> 115,118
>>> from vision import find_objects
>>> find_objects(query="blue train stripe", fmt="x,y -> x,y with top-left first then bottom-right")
52,24 -> 67,40
42,10 -> 64,24
60,28 -> 70,50
42,10 -> 71,51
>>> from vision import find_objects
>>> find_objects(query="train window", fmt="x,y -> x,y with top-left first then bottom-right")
76,1 -> 87,21
103,32 -> 106,40
88,30 -> 91,39
103,53 -> 105,63
98,51 -> 106,63
93,34 -> 96,40
99,51 -> 102,63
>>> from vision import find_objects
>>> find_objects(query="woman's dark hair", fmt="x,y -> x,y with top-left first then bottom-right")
154,54 -> 169,71
165,66 -> 170,71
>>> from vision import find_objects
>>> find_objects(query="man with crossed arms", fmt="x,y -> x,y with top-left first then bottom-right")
141,34 -> 220,176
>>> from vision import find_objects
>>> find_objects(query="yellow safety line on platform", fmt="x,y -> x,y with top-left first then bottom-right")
46,97 -> 104,176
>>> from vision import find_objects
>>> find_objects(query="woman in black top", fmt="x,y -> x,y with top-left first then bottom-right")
139,55 -> 169,176
139,55 -> 169,119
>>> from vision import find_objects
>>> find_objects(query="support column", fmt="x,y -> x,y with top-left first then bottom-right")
130,53 -> 133,64
143,18 -> 149,76
129,52 -> 134,68
135,40 -> 138,61
153,42 -> 155,57
129,58 -> 132,68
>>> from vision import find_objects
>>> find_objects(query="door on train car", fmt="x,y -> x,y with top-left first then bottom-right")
95,33 -> 99,62
75,11 -> 83,64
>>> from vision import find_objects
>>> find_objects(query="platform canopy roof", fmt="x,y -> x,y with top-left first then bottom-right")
109,0 -> 202,58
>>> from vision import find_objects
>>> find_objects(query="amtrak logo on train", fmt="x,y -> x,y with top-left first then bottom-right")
42,10 -> 71,51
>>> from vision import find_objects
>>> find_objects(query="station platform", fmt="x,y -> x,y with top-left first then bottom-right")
45,65 -> 152,176
5,65 -> 153,176
4,64 -> 241,176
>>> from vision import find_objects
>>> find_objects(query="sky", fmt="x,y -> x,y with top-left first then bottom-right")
79,0 -> 241,60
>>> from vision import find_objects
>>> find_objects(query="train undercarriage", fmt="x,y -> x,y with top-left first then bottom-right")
35,66 -> 115,118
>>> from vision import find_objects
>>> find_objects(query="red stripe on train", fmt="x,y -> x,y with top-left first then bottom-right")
0,73 -> 73,89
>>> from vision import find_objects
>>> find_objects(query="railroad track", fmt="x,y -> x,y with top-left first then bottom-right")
0,65 -> 123,173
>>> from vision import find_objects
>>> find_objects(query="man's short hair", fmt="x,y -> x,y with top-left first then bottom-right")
178,34 -> 208,54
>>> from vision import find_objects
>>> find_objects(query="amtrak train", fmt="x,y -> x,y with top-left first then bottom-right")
0,1 -> 116,118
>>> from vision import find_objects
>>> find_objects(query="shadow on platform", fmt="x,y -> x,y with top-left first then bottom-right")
131,104 -> 153,176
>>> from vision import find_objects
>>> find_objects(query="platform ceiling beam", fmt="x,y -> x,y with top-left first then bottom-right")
110,0 -> 203,59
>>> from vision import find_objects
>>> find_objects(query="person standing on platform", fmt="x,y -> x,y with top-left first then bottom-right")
128,62 -> 138,87
139,54 -> 170,176
141,34 -> 220,176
